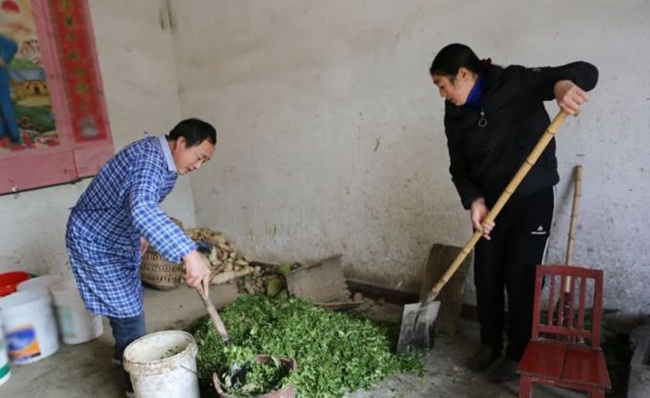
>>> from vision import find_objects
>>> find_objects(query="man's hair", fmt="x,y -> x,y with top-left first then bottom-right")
168,118 -> 217,147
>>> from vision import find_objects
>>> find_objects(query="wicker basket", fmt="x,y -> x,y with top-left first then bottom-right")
140,250 -> 184,290
139,217 -> 185,291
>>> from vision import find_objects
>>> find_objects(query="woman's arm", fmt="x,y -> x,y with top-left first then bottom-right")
518,61 -> 599,100
445,125 -> 484,209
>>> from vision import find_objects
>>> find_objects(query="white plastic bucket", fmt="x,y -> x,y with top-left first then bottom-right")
49,280 -> 103,345
17,275 -> 62,292
0,290 -> 59,364
0,317 -> 10,386
123,331 -> 200,398
17,275 -> 62,298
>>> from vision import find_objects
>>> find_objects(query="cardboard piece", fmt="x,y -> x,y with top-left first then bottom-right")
286,254 -> 350,304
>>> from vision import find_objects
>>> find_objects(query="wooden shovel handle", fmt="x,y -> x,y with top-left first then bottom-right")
196,287 -> 230,343
427,110 -> 569,302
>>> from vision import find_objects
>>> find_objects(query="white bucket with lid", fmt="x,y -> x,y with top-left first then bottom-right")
0,290 -> 59,364
0,317 -> 10,386
17,275 -> 62,298
49,280 -> 103,345
123,330 -> 200,398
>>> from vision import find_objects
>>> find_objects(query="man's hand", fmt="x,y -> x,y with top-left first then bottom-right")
470,197 -> 494,240
554,80 -> 588,116
183,250 -> 211,297
139,237 -> 149,255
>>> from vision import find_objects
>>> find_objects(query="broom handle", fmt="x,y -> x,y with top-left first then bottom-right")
563,165 -> 583,292
427,110 -> 569,302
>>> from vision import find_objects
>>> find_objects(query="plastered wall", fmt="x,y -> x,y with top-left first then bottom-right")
171,0 -> 650,311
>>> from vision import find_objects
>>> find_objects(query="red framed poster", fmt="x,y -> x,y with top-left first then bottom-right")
0,0 -> 113,195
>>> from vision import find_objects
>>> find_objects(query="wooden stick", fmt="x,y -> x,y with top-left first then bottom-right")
565,165 -> 583,266
427,110 -> 569,302
196,287 -> 230,344
563,165 -> 583,292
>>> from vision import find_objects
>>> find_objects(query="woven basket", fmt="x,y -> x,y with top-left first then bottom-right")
140,250 -> 184,290
140,217 -> 185,291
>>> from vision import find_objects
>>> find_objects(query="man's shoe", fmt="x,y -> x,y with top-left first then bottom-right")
123,370 -> 135,397
468,345 -> 501,372
488,357 -> 518,383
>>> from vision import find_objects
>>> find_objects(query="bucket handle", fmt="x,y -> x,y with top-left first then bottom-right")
180,364 -> 198,375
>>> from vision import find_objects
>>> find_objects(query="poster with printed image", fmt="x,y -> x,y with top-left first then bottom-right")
0,0 -> 113,195
0,0 -> 58,153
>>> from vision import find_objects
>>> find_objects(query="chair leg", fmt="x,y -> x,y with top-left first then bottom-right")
519,376 -> 533,398
589,389 -> 605,398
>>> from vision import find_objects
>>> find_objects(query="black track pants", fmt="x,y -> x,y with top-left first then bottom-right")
474,187 -> 554,361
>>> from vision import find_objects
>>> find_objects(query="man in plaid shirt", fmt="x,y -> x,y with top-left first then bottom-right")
65,118 -> 216,397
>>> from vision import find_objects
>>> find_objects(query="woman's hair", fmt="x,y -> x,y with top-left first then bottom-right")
429,43 -> 483,77
168,118 -> 217,146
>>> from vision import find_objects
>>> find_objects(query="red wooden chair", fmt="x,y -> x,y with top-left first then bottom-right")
518,264 -> 611,397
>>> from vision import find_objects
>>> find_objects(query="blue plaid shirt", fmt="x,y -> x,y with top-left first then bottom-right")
66,134 -> 197,317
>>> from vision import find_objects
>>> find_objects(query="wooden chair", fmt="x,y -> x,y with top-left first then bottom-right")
518,264 -> 611,397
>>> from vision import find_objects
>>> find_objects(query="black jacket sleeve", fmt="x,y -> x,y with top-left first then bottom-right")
444,107 -> 484,210
518,61 -> 599,100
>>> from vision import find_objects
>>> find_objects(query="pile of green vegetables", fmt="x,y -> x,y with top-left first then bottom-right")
191,295 -> 423,397
215,349 -> 292,396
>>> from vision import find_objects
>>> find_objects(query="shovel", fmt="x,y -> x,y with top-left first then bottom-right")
397,110 -> 569,354
194,241 -> 231,344
192,248 -> 252,385
196,286 -> 230,344
196,287 -> 253,386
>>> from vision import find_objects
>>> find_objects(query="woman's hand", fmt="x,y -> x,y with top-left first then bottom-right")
470,197 -> 494,240
554,80 -> 588,116
183,250 -> 211,297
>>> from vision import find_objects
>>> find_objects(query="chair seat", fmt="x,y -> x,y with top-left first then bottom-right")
518,340 -> 566,380
518,340 -> 611,390
563,344 -> 611,389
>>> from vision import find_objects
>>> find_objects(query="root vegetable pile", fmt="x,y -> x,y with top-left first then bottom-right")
185,227 -> 256,285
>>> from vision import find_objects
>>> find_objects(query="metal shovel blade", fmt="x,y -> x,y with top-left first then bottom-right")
396,300 -> 441,354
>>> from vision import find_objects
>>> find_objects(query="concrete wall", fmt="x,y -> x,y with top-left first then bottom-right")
0,0 -> 193,276
171,0 -> 650,311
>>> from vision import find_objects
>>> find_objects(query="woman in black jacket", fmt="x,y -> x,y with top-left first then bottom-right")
429,43 -> 598,382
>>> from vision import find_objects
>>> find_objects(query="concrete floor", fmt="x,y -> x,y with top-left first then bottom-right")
1,285 -> 584,398
1,284 -> 240,398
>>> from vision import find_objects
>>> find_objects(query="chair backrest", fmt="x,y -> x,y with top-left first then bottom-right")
532,264 -> 604,348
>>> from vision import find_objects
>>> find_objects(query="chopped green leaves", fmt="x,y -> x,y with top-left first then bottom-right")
192,295 -> 423,397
